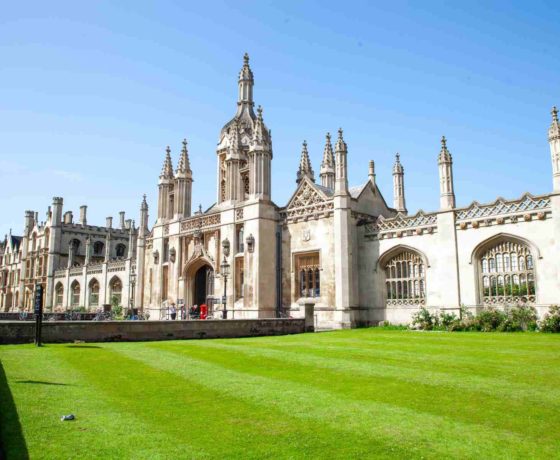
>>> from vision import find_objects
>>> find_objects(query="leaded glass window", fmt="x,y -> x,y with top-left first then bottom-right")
385,251 -> 425,305
480,240 -> 535,304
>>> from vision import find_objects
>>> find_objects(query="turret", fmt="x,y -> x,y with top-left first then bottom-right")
175,138 -> 193,217
158,146 -> 174,220
392,153 -> 407,213
438,136 -> 456,210
139,195 -> 149,237
549,106 -> 560,192
249,105 -> 272,199
237,52 -> 254,112
119,211 -> 126,229
334,128 -> 349,196
79,205 -> 87,226
320,132 -> 335,190
296,141 -> 315,184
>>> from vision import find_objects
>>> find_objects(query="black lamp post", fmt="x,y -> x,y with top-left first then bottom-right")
129,271 -> 136,319
221,238 -> 230,319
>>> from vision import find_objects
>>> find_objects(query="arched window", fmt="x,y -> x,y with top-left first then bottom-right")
89,279 -> 100,307
93,241 -> 104,256
115,244 -> 126,258
110,277 -> 122,306
384,250 -> 426,305
55,282 -> 64,307
71,281 -> 80,307
479,240 -> 536,304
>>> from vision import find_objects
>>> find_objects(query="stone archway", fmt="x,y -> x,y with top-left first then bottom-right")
184,258 -> 215,308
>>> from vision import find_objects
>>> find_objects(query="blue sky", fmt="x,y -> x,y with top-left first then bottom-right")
1,1 -> 558,236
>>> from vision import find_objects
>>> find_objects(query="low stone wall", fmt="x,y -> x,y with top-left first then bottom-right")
0,319 -> 306,345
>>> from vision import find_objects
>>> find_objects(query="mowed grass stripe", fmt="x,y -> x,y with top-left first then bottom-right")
200,340 -> 560,404
57,344 -> 393,459
149,339 -> 560,443
0,346 -> 204,460
225,331 -> 560,385
111,341 -> 551,459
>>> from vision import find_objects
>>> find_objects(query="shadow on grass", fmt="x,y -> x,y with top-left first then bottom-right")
15,380 -> 70,386
65,345 -> 102,349
0,362 -> 29,459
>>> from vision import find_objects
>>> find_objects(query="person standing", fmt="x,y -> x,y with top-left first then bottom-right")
170,303 -> 177,320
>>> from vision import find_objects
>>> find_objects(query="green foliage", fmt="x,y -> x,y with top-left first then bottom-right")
411,307 -> 439,330
111,296 -> 123,320
540,305 -> 560,332
476,308 -> 508,332
378,321 -> 409,330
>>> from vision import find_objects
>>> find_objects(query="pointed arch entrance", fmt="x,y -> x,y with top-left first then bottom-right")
184,258 -> 215,308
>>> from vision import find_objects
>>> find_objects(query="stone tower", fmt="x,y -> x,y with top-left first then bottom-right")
438,136 -> 456,210
320,132 -> 335,190
217,54 -> 272,204
392,153 -> 407,214
549,106 -> 560,192
157,146 -> 174,221
175,139 -> 193,218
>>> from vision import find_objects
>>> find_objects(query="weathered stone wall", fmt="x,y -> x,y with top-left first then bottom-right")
0,318 -> 305,345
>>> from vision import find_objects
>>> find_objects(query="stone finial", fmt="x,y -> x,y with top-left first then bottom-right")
176,138 -> 192,175
438,135 -> 452,163
239,52 -> 254,82
297,140 -> 315,184
393,153 -> 404,174
553,106 -> 559,123
160,146 -> 174,179
335,128 -> 347,152
141,194 -> 148,211
321,132 -> 335,168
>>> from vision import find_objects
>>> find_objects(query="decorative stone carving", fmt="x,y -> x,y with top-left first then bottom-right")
537,212 -> 545,220
456,193 -> 550,221
181,213 -> 221,232
460,222 -> 467,230
472,221 -> 480,229
524,214 -> 532,222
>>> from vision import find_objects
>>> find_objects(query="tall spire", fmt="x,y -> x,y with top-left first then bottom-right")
334,128 -> 349,195
176,138 -> 192,176
238,52 -> 254,107
438,136 -> 456,210
549,105 -> 560,191
297,141 -> 315,184
320,132 -> 335,189
160,146 -> 174,180
392,153 -> 407,213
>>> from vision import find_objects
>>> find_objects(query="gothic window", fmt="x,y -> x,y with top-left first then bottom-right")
70,281 -> 80,307
237,225 -> 244,253
242,174 -> 250,200
116,244 -> 126,258
221,180 -> 226,202
479,240 -> 536,304
89,279 -> 100,307
55,282 -> 64,307
163,239 -> 169,263
384,251 -> 425,305
235,257 -> 244,300
110,277 -> 123,306
295,252 -> 320,298
93,241 -> 104,256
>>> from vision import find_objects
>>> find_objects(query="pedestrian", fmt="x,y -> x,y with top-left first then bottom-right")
170,303 -> 177,320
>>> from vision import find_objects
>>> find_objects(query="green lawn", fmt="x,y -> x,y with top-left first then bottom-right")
1,330 -> 559,459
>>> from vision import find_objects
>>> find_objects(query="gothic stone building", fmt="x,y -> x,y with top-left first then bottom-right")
2,54 -> 560,328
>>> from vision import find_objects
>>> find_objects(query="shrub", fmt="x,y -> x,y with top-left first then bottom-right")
474,308 -> 507,332
439,311 -> 458,329
411,307 -> 439,330
540,305 -> 560,332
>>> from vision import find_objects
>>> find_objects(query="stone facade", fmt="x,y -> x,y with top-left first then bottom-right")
1,56 -> 559,328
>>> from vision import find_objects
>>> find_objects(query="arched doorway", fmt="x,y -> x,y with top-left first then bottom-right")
194,265 -> 214,306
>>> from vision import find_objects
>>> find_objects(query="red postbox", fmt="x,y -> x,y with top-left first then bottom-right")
200,304 -> 208,320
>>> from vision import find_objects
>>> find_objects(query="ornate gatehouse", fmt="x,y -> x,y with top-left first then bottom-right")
2,56 -> 560,328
